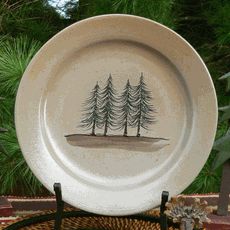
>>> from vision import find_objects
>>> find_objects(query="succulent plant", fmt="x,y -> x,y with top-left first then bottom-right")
165,197 -> 212,230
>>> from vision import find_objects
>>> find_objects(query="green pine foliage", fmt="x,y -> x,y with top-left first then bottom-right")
0,0 -> 68,42
0,35 -> 45,195
0,0 -> 229,195
0,96 -> 13,126
0,36 -> 41,96
177,0 -> 230,194
73,0 -> 177,29
211,73 -> 230,170
183,152 -> 222,194
0,125 -> 43,195
205,0 -> 230,46
112,0 -> 176,28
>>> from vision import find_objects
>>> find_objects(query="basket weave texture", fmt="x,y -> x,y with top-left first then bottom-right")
8,216 -> 174,230
1,209 -> 179,230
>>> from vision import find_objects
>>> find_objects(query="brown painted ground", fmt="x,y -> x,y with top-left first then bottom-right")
65,134 -> 169,152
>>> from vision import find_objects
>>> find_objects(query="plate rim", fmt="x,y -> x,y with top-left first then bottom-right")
15,14 -> 218,215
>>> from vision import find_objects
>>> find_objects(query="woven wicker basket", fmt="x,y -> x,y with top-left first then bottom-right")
6,216 -> 178,230
2,210 -> 179,230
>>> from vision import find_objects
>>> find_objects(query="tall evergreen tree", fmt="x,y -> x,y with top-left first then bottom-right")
80,82 -> 101,136
133,73 -> 156,137
70,0 -> 176,29
0,0 -> 68,42
117,80 -> 135,136
100,74 -> 118,136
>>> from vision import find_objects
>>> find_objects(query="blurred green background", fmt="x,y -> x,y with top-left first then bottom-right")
0,0 -> 229,196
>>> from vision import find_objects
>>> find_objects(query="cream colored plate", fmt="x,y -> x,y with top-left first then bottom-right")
15,14 -> 217,216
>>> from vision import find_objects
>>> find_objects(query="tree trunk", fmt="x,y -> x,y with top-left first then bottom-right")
217,159 -> 230,215
123,118 -> 128,136
104,119 -> 108,136
136,118 -> 141,137
136,104 -> 141,137
91,120 -> 96,136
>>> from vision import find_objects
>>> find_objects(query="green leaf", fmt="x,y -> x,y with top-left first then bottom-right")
227,78 -> 230,92
0,127 -> 7,132
213,134 -> 230,151
219,72 -> 230,92
183,152 -> 221,194
219,72 -> 230,80
219,105 -> 230,121
0,142 -> 8,157
212,151 -> 230,170
212,134 -> 230,169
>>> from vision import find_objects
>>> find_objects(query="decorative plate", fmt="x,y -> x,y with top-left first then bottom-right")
15,14 -> 217,216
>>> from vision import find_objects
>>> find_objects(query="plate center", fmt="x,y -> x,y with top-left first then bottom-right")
41,40 -> 192,188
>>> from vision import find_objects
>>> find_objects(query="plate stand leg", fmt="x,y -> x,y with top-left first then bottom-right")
54,183 -> 64,230
160,191 -> 169,230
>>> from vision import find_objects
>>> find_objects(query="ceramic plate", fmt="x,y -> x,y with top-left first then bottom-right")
15,14 -> 217,216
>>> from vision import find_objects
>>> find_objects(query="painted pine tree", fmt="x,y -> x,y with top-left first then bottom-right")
133,73 -> 156,137
80,82 -> 101,135
100,74 -> 118,136
117,80 -> 135,136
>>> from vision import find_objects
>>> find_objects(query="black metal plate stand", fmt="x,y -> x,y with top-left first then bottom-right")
54,183 -> 64,230
5,183 -> 173,230
53,183 -> 169,230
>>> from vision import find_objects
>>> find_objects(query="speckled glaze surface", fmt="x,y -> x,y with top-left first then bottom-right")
15,14 -> 217,216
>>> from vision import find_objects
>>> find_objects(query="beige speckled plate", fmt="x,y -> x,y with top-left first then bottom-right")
15,14 -> 217,216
